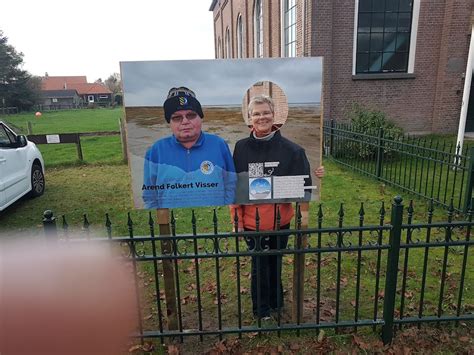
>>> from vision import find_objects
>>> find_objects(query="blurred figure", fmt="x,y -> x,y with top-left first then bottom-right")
0,238 -> 138,355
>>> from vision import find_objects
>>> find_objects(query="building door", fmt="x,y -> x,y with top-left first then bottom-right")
466,74 -> 474,132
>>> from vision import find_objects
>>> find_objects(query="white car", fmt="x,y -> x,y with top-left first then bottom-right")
0,121 -> 45,211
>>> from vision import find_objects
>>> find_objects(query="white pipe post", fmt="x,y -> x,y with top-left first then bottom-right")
455,25 -> 474,163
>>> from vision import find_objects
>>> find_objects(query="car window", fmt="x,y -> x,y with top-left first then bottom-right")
4,126 -> 16,142
0,125 -> 14,147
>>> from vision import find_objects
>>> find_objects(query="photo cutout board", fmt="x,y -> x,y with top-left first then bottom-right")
120,57 -> 323,209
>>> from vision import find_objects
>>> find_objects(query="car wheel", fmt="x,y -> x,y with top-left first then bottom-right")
30,163 -> 45,197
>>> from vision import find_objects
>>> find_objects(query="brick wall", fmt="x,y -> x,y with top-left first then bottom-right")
242,81 -> 289,125
211,0 -> 474,133
431,0 -> 472,132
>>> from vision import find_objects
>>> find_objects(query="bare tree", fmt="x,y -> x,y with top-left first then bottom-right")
105,73 -> 121,96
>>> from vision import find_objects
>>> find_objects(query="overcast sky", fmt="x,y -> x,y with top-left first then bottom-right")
121,58 -> 323,105
0,0 -> 215,81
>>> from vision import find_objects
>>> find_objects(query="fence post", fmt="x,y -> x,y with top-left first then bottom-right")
75,134 -> 83,161
329,119 -> 335,156
119,116 -> 129,163
381,196 -> 403,344
156,208 -> 178,330
376,127 -> 384,179
463,147 -> 474,212
27,121 -> 33,134
292,202 -> 309,323
43,210 -> 58,239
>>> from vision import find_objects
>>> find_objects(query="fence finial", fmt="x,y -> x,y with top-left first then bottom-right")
428,199 -> 434,214
127,212 -> 133,238
393,196 -> 403,205
212,209 -> 218,234
359,202 -> 365,219
83,213 -> 90,230
233,208 -> 239,233
105,213 -> 112,238
43,210 -> 57,238
276,205 -> 281,230
338,203 -> 344,226
62,214 -> 69,238
170,210 -> 176,235
148,211 -> 154,227
448,199 -> 454,215
255,207 -> 260,232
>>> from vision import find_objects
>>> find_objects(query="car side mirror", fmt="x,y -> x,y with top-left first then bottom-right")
15,135 -> 28,148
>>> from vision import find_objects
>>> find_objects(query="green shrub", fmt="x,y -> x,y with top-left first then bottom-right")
334,103 -> 404,160
348,103 -> 403,139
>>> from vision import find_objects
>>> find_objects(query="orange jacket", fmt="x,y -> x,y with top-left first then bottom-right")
230,203 -> 294,231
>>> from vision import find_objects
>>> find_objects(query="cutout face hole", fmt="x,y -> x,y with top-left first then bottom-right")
242,81 -> 288,134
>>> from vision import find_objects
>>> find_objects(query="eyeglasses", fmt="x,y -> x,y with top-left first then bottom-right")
251,111 -> 273,118
167,87 -> 196,98
170,112 -> 199,123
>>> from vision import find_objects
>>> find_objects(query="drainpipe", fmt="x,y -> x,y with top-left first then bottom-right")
302,0 -> 306,56
455,24 -> 474,161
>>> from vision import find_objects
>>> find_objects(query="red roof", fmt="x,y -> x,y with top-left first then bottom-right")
71,83 -> 112,95
42,76 -> 87,90
41,76 -> 112,95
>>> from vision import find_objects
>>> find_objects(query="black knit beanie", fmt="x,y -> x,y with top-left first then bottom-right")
163,87 -> 204,123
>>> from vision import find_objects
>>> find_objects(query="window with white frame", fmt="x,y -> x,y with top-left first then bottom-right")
355,0 -> 416,74
254,0 -> 263,58
237,14 -> 244,58
283,0 -> 297,57
225,27 -> 231,58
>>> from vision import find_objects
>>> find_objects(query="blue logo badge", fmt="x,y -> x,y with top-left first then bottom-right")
200,161 -> 214,175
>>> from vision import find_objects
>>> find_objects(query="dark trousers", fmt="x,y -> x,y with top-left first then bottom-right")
245,225 -> 289,317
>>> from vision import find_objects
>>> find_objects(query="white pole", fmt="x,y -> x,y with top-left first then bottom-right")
455,25 -> 474,161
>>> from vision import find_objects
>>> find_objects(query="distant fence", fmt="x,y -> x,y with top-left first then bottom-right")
27,130 -> 124,161
36,104 -> 82,111
41,197 -> 473,345
323,120 -> 474,213
35,103 -> 113,111
0,107 -> 19,115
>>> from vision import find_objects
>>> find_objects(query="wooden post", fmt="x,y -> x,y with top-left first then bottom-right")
156,209 -> 178,330
76,135 -> 83,161
27,121 -> 33,135
292,202 -> 309,322
119,117 -> 129,163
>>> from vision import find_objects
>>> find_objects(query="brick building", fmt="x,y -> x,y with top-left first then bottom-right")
210,0 -> 474,134
242,81 -> 289,126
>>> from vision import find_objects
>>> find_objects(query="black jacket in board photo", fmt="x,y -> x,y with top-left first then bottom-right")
232,130 -> 312,204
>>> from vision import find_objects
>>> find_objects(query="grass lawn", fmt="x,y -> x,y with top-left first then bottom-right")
3,107 -> 123,134
3,108 -> 124,168
328,132 -> 474,212
0,109 -> 472,354
38,135 -> 124,167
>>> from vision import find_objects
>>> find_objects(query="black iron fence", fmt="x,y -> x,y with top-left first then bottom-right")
323,120 -> 474,213
41,197 -> 473,345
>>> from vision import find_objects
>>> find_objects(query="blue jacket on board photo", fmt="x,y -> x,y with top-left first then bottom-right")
142,132 -> 237,209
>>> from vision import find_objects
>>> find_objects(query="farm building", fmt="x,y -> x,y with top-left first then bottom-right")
41,75 -> 113,108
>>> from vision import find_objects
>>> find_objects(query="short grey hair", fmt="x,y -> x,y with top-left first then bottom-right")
248,95 -> 275,117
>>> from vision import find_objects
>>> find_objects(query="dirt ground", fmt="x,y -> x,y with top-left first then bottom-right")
129,323 -> 474,354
